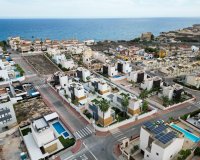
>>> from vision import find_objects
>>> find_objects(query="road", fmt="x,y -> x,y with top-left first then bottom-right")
10,52 -> 200,160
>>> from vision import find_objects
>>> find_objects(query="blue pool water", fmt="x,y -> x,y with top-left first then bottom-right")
52,122 -> 66,134
63,131 -> 69,138
113,75 -> 121,78
170,124 -> 200,142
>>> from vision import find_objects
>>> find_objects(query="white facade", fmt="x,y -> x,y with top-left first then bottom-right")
118,60 -> 132,73
31,120 -> 55,147
127,70 -> 146,83
108,65 -> 118,77
128,99 -> 142,112
59,74 -> 68,88
141,76 -> 162,91
140,123 -> 184,160
77,67 -> 91,82
162,86 -> 174,100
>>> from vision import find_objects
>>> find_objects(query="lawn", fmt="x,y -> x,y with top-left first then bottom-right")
21,128 -> 32,136
58,136 -> 75,148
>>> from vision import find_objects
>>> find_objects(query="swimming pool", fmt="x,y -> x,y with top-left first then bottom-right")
113,75 -> 121,78
62,131 -> 69,138
52,122 -> 66,134
170,124 -> 200,142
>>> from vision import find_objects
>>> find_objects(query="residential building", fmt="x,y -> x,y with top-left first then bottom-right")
162,84 -> 183,100
140,121 -> 184,160
103,63 -> 118,77
128,99 -> 142,116
22,113 -> 68,160
65,82 -> 87,105
141,76 -> 162,91
0,90 -> 17,132
117,60 -> 132,74
76,67 -> 91,82
89,78 -> 110,95
127,70 -> 146,83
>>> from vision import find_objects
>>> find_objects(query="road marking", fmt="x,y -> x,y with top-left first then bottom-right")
64,154 -> 74,160
83,142 -> 98,160
74,126 -> 94,139
118,136 -> 127,142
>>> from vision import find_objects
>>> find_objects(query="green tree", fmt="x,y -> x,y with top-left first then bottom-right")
139,90 -> 149,99
162,96 -> 171,107
142,100 -> 148,113
121,95 -> 130,117
98,99 -> 110,126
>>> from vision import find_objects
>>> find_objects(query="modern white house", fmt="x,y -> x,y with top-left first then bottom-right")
65,82 -> 87,105
140,121 -> 184,160
76,67 -> 91,82
59,74 -> 69,88
22,112 -> 71,160
117,60 -> 132,74
103,63 -> 118,77
127,70 -> 147,83
162,84 -> 183,100
89,78 -> 110,95
141,76 -> 162,91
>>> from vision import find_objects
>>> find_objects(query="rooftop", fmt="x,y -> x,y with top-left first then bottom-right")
143,121 -> 183,148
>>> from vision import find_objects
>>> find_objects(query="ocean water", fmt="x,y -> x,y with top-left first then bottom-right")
0,18 -> 200,41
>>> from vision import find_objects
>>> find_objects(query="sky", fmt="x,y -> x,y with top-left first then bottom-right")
0,0 -> 200,18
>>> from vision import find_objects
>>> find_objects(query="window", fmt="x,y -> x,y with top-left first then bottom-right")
147,155 -> 149,157
170,155 -> 173,158
156,153 -> 159,156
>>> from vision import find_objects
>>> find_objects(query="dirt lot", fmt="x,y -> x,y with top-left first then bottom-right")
24,54 -> 59,75
0,131 -> 25,160
14,98 -> 52,126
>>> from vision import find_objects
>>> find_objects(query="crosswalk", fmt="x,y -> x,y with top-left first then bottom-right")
74,125 -> 94,139
110,128 -> 127,141
35,84 -> 49,89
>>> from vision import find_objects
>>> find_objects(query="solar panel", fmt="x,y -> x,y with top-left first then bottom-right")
152,124 -> 167,134
158,132 -> 176,144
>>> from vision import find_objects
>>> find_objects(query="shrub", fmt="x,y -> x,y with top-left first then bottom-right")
58,137 -> 75,148
194,147 -> 200,156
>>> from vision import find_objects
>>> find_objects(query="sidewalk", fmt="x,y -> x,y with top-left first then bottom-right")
71,139 -> 82,153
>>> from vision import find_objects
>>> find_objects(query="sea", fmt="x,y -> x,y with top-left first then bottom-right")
0,18 -> 200,41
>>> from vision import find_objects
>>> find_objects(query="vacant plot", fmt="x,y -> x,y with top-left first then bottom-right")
24,54 -> 59,75
14,98 -> 52,126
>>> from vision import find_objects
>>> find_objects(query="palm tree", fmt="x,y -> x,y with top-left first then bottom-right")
98,99 -> 110,126
121,95 -> 129,117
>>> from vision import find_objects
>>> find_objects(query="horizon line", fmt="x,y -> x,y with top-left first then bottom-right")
1,16 -> 200,19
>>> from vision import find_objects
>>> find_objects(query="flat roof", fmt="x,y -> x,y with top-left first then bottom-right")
44,112 -> 58,122
33,118 -> 48,130
24,134 -> 48,160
